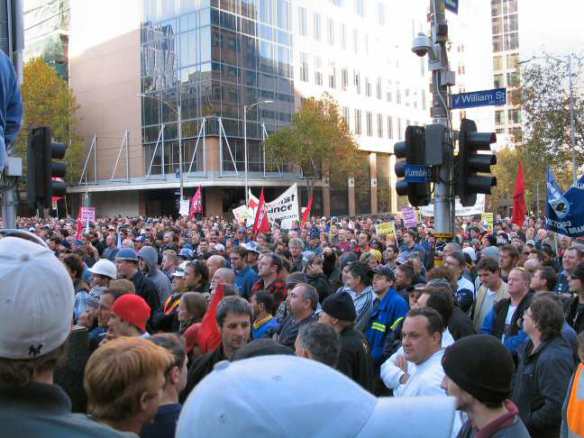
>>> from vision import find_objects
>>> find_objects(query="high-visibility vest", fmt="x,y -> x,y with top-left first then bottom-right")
567,363 -> 584,437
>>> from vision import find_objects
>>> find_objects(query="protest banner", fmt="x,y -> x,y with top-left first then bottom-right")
420,194 -> 485,217
375,221 -> 397,238
401,207 -> 418,228
481,212 -> 494,230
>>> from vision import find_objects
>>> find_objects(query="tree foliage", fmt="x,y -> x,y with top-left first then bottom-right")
17,58 -> 83,183
521,58 -> 584,181
265,94 -> 364,189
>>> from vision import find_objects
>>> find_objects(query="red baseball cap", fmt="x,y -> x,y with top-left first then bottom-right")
111,294 -> 151,332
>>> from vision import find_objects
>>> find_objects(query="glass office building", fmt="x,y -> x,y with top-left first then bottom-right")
141,0 -> 294,176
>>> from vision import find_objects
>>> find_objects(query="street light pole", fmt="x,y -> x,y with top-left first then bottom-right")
244,99 -> 273,206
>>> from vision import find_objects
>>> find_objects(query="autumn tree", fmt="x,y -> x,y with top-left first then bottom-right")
16,58 -> 83,183
265,94 -> 364,194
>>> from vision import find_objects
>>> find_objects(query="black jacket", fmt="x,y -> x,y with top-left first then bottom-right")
564,296 -> 584,334
181,346 -> 226,403
337,327 -> 374,393
512,336 -> 575,438
131,270 -> 161,313
492,292 -> 533,341
448,306 -> 476,340
307,273 -> 331,303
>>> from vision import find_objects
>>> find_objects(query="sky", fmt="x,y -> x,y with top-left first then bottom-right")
520,0 -> 584,59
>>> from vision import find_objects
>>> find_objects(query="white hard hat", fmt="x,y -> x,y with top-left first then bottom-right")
89,258 -> 117,279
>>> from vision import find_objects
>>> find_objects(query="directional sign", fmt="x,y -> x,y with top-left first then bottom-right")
451,88 -> 506,109
444,0 -> 459,14
405,164 -> 431,183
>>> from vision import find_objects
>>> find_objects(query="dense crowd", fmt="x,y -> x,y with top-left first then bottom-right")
2,212 -> 584,437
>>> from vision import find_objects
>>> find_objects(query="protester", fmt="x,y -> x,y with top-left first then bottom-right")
0,236 -> 125,437
184,260 -> 210,293
88,258 -> 118,299
116,248 -> 161,315
442,335 -> 530,438
84,337 -> 173,435
562,331 -> 584,437
530,265 -> 558,294
182,296 -> 252,398
472,256 -> 509,332
565,262 -> 584,334
63,253 -> 93,322
106,293 -> 152,340
498,245 -> 519,283
345,262 -> 375,332
275,283 -> 319,348
512,296 -> 575,437
178,292 -> 208,356
139,246 -> 172,304
443,251 -> 475,314
304,253 -> 332,303
319,292 -> 374,391
251,252 -> 287,309
295,322 -> 341,368
142,334 -> 188,438
230,247 -> 258,299
556,246 -> 584,295
251,291 -> 280,339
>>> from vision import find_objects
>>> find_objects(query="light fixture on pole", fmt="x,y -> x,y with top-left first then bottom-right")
244,99 -> 273,206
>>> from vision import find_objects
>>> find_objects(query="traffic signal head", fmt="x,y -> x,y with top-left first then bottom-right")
394,125 -> 431,207
456,119 -> 497,207
27,127 -> 67,210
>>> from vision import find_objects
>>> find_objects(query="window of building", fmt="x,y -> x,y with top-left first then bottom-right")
404,88 -> 410,106
365,77 -> 372,97
493,55 -> 503,71
510,127 -> 523,143
314,55 -> 323,86
396,86 -> 401,104
300,52 -> 309,82
354,109 -> 362,135
491,0 -> 502,17
504,32 -> 519,51
340,23 -> 347,49
341,68 -> 349,90
506,71 -> 520,88
352,29 -> 359,54
386,80 -> 392,102
366,112 -> 373,136
354,70 -> 361,94
503,0 -> 518,14
493,35 -> 503,52
492,16 -> 502,35
495,110 -> 504,126
298,7 -> 307,36
328,62 -> 336,89
314,13 -> 321,40
493,73 -> 504,88
376,77 -> 382,100
355,0 -> 364,17
504,14 -> 518,33
327,19 -> 335,45
377,113 -> 383,138
387,116 -> 393,139
508,109 -> 521,124
378,2 -> 385,26
507,53 -> 519,69
343,106 -> 350,127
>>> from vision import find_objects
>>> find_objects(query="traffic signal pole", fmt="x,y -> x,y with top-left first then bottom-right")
430,0 -> 455,237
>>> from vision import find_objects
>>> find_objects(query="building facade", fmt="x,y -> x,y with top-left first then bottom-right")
67,0 -> 494,218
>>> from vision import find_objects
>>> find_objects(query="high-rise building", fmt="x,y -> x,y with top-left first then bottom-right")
66,0 -> 494,217
490,0 -> 522,149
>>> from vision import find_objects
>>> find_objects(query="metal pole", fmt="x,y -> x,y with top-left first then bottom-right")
568,55 -> 577,185
431,0 -> 454,236
178,102 -> 184,200
244,104 -> 249,205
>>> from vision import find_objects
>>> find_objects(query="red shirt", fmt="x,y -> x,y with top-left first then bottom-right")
251,277 -> 287,309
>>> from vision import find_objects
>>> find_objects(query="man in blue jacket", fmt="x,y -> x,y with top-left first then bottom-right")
0,49 -> 22,171
366,266 -> 408,395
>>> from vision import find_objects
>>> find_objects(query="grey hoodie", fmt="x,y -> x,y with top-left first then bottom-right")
139,246 -> 172,304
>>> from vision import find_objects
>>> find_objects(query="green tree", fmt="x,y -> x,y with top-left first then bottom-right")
16,57 -> 83,183
491,146 -> 520,210
265,94 -> 364,193
521,58 -> 584,186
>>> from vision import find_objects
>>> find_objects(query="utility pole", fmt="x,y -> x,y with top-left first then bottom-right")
430,0 -> 455,236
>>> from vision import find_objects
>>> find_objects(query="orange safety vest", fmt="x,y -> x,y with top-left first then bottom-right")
567,363 -> 584,437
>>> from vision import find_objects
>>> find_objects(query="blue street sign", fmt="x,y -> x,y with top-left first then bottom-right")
405,164 -> 431,183
444,0 -> 459,14
451,88 -> 506,109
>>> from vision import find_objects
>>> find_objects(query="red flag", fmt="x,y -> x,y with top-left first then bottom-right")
190,186 -> 203,219
252,188 -> 270,234
301,194 -> 314,226
512,161 -> 527,227
197,283 -> 224,354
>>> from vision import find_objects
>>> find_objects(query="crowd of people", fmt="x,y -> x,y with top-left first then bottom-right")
2,212 -> 584,437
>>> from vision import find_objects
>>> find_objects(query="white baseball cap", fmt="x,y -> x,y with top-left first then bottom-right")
0,236 -> 74,359
177,355 -> 455,438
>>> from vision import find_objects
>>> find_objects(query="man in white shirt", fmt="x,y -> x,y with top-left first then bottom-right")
388,308 -> 446,397
472,257 -> 509,332
380,286 -> 454,394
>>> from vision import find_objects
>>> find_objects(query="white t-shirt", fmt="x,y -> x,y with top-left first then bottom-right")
502,304 -> 517,343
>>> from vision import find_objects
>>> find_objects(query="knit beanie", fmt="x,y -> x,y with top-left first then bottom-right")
322,292 -> 357,322
111,294 -> 151,332
442,335 -> 514,405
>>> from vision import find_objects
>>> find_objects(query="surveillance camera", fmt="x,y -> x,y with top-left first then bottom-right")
412,33 -> 432,57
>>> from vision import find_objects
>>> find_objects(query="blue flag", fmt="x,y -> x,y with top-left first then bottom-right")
545,167 -> 584,237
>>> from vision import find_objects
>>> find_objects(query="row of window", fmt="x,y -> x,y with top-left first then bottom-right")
297,7 -> 381,54
493,32 -> 519,52
495,108 -> 522,125
491,0 -> 518,18
298,54 -> 427,109
492,13 -> 518,35
326,0 -> 386,23
342,108 -> 417,140
493,53 -> 519,71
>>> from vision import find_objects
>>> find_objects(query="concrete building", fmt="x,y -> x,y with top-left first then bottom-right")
66,0 -> 494,218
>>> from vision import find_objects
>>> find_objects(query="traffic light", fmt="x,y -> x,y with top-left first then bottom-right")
27,127 -> 67,210
394,125 -> 431,207
456,119 -> 497,206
